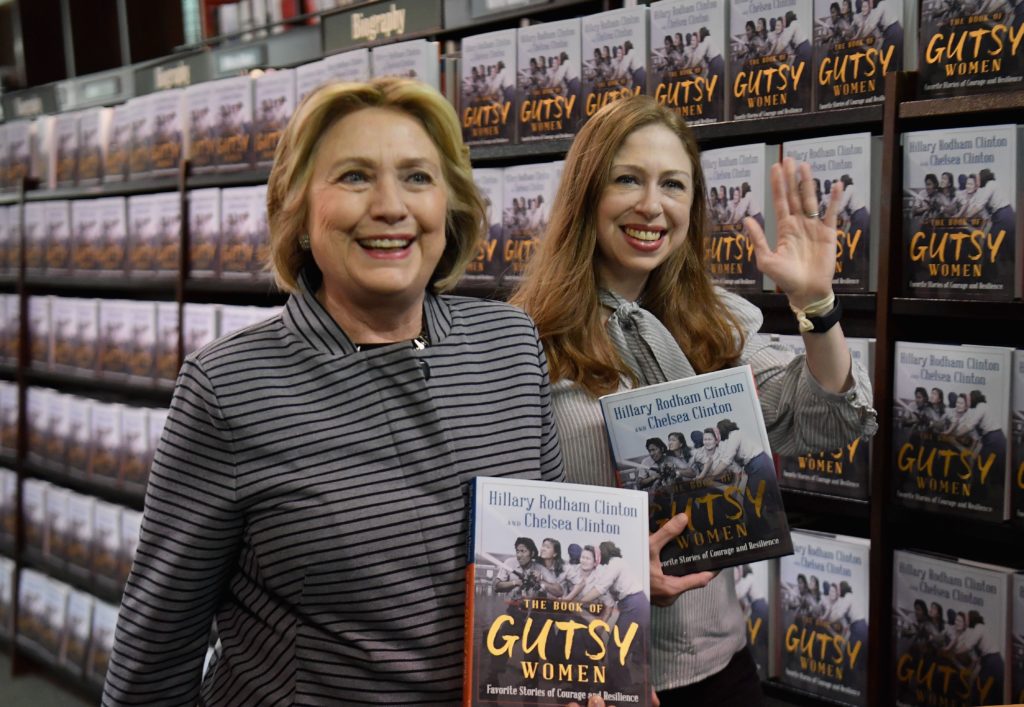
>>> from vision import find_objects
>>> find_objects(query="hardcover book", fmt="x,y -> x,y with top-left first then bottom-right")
34,115 -> 55,190
463,475 -> 652,707
28,296 -> 51,369
649,0 -> 728,125
183,303 -> 218,354
94,197 -> 128,276
893,341 -> 1013,521
155,302 -> 180,381
0,382 -> 16,452
127,95 -> 153,181
42,390 -> 70,468
460,28 -> 518,146
64,491 -> 93,576
500,161 -> 562,285
599,364 -> 793,575
5,120 -> 32,188
783,133 -> 881,291
66,396 -> 92,475
119,509 -> 142,585
25,388 -> 47,467
152,192 -> 182,274
0,207 -> 10,274
54,111 -> 80,188
220,186 -> 258,277
1013,350 -> 1024,526
462,168 -> 504,286
121,407 -> 150,492
516,18 -> 582,141
50,297 -> 78,370
0,467 -> 15,545
189,188 -> 221,277
89,401 -> 123,484
296,58 -> 328,105
778,530 -> 870,705
103,103 -> 133,185
213,76 -> 254,170
61,589 -> 93,677
902,124 -> 1022,300
71,200 -> 100,273
322,47 -> 371,83
44,484 -> 69,567
72,298 -> 100,374
44,200 -> 72,275
370,39 -> 441,90
23,479 -> 47,555
86,600 -> 119,687
1013,572 -> 1024,704
581,6 -> 648,127
813,0 -> 908,110
729,0 -> 814,119
917,0 -> 1024,97
17,569 -> 69,662
0,557 -> 12,639
250,183 -> 270,277
125,302 -> 156,380
775,335 -> 874,499
737,559 -> 776,680
90,500 -> 121,580
127,195 -> 157,275
186,81 -> 218,174
98,300 -> 129,376
24,202 -> 47,273
150,88 -> 185,177
700,144 -> 778,293
77,107 -> 107,186
893,549 -> 1013,706
253,69 -> 296,166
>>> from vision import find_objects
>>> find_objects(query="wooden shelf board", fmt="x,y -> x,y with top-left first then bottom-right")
891,297 -> 1024,319
23,459 -> 146,512
899,89 -> 1024,119
23,275 -> 177,299
24,177 -> 179,201
24,368 -> 174,406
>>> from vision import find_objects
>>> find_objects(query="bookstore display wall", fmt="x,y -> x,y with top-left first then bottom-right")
1,0 -> 1023,704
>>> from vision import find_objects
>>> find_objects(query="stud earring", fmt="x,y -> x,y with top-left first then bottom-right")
299,233 -> 311,250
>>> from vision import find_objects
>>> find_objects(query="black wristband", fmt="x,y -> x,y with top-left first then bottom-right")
804,297 -> 842,333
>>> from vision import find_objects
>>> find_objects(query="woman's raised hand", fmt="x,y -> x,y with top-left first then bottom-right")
650,513 -> 717,606
744,156 -> 840,309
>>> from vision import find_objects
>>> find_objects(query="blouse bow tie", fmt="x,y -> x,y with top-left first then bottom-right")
598,289 -> 695,386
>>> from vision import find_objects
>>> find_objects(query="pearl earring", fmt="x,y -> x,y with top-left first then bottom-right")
299,233 -> 311,250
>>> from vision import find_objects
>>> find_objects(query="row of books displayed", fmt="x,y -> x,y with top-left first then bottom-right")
0,386 -> 167,493
0,40 -> 438,189
10,297 -> 281,381
0,561 -> 119,688
892,342 -> 1024,524
739,536 -> 1023,707
3,474 -> 143,591
0,186 -> 271,279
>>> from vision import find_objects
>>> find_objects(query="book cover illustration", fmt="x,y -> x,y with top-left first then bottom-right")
893,341 -> 1013,521
464,475 -> 651,707
649,0 -> 728,125
253,69 -> 296,166
77,108 -> 107,186
599,365 -> 793,575
103,104 -> 133,185
119,509 -> 142,585
155,302 -> 180,381
61,589 -> 93,677
813,0 -> 904,109
152,192 -> 182,274
125,302 -> 156,380
296,58 -> 328,105
700,144 -> 776,293
87,600 -> 119,686
1014,350 -> 1023,525
500,161 -> 562,285
43,484 -> 69,567
463,168 -> 504,286
918,0 -> 1024,97
42,389 -> 70,467
460,28 -> 517,146
17,569 -> 69,662
581,6 -> 648,127
517,18 -> 582,141
25,388 -> 47,467
736,559 -> 775,680
214,76 -> 254,170
90,500 -> 121,580
66,396 -> 92,475
729,0 -> 814,119
65,490 -> 94,576
127,195 -> 157,275
5,120 -> 32,188
1013,572 -> 1023,704
0,382 -> 16,452
783,133 -> 880,292
220,187 -> 258,277
0,468 -> 15,546
24,202 -> 47,273
94,197 -> 128,275
775,335 -> 873,498
71,200 -> 100,273
28,296 -> 51,369
150,89 -> 185,177
189,188 -> 221,277
44,200 -> 72,275
54,111 -> 80,188
89,401 -> 123,484
250,184 -> 270,278
370,39 -> 441,90
50,297 -> 77,372
128,95 -> 153,181
186,81 -> 217,174
893,549 -> 1013,706
72,298 -> 99,373
778,530 -> 870,705
902,124 -> 1021,300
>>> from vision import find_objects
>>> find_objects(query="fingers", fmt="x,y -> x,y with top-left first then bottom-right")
784,156 -> 803,217
798,162 -> 819,219
650,513 -> 689,556
770,162 -> 790,221
652,571 -> 717,607
823,179 -> 843,229
744,216 -> 771,268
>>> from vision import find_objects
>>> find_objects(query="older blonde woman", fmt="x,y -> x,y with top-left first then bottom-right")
103,77 -> 564,705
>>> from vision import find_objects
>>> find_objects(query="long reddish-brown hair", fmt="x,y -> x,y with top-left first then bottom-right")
510,96 -> 744,397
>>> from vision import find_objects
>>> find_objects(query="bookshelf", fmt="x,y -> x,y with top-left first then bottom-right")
0,1 -> 1021,702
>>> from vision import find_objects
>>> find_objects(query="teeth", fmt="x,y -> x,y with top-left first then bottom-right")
361,238 -> 410,249
624,228 -> 662,242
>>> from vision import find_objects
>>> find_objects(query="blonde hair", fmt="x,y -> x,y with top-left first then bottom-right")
511,96 -> 744,397
266,77 -> 485,293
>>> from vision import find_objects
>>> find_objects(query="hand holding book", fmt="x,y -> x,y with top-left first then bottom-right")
649,513 -> 716,606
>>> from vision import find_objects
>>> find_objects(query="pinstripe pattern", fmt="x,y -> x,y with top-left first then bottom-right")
102,268 -> 564,706
550,288 -> 877,692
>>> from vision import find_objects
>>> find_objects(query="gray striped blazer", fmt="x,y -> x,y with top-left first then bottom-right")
102,268 -> 565,706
